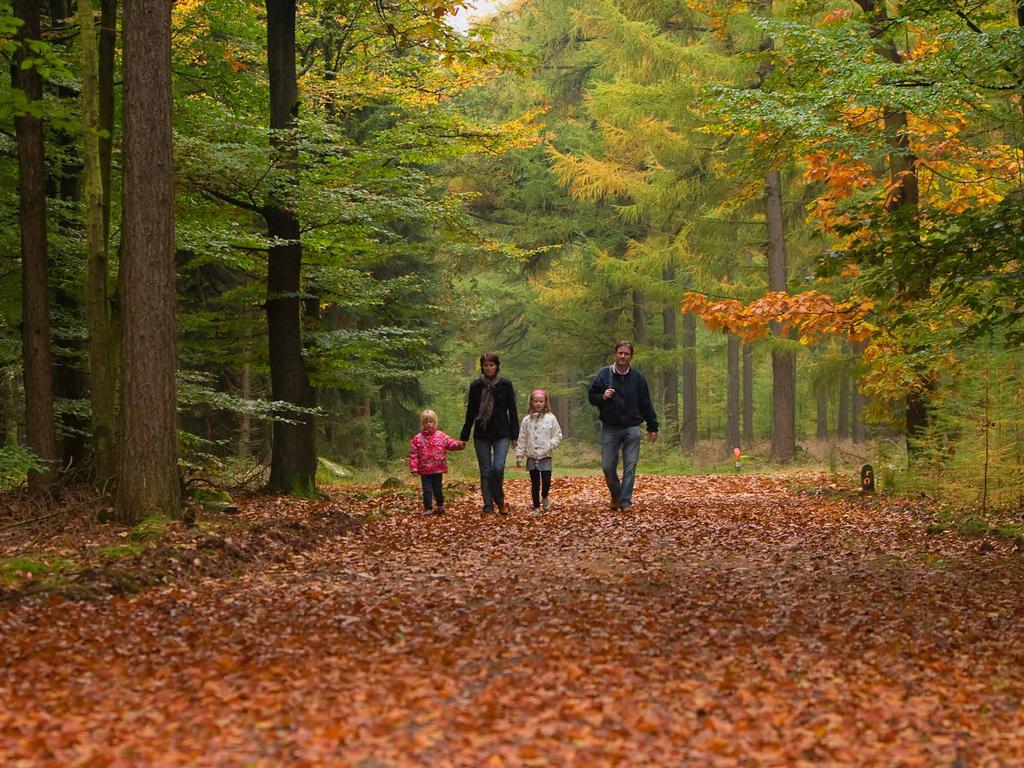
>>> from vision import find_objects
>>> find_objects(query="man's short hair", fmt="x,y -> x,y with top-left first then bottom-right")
615,340 -> 634,353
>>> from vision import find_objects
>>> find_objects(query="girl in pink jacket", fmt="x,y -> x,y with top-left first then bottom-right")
408,409 -> 466,516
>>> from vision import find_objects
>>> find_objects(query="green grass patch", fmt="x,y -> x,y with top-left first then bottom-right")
955,516 -> 990,539
0,556 -> 78,588
99,544 -> 145,560
128,514 -> 173,543
920,552 -> 955,569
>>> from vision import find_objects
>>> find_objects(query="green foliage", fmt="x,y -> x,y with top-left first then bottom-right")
0,446 -> 47,490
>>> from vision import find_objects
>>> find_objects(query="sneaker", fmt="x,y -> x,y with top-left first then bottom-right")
542,497 -> 551,512
435,505 -> 445,516
424,508 -> 435,516
532,506 -> 542,515
482,506 -> 495,515
619,503 -> 632,513
609,495 -> 620,511
498,502 -> 510,515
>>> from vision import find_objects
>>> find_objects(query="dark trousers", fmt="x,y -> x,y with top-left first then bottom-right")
529,469 -> 552,508
420,474 -> 444,510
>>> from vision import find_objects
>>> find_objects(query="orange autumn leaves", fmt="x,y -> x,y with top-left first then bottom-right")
680,290 -> 875,345
2,474 -> 1024,766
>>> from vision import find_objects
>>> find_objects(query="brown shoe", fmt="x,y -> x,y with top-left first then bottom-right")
609,495 -> 620,511
498,502 -> 510,515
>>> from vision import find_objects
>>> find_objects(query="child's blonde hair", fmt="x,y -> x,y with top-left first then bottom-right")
529,389 -> 551,414
419,409 -> 438,428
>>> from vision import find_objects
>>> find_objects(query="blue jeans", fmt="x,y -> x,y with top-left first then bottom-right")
601,425 -> 642,507
474,437 -> 510,510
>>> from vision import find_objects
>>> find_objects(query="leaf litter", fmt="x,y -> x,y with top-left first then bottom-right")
1,473 -> 1022,766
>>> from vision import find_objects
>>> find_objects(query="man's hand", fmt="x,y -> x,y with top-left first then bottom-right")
603,388 -> 615,400
649,432 -> 658,444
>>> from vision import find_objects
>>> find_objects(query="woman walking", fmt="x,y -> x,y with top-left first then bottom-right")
460,352 -> 519,514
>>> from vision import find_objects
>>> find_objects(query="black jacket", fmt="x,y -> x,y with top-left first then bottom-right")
588,365 -> 659,432
461,377 -> 519,442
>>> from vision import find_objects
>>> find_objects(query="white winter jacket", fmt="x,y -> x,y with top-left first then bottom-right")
515,412 -> 563,462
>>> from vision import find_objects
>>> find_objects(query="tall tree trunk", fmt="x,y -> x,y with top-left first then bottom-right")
632,290 -> 647,345
766,170 -> 796,463
661,268 -> 679,433
46,0 -> 90,471
13,0 -> 58,490
753,0 -> 796,464
855,0 -> 926,445
3,369 -> 19,448
852,340 -> 866,443
680,312 -> 697,451
837,366 -> 851,440
116,0 -> 180,522
726,333 -> 740,454
556,369 -> 570,439
238,351 -> 252,460
80,0 -> 117,486
99,0 -> 117,247
742,343 -> 753,444
816,387 -> 828,440
264,0 -> 317,495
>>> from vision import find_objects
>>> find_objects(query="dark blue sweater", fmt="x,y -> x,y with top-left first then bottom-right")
587,366 -> 659,432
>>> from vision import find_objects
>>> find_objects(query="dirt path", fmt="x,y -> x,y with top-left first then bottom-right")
2,475 -> 1023,766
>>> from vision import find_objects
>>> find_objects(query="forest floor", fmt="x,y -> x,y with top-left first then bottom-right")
1,473 -> 1023,766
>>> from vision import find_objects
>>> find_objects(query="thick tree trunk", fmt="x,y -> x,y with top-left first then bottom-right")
264,0 -> 317,495
13,0 -> 58,490
726,333 -> 740,454
661,268 -> 679,433
680,312 -> 697,451
116,0 -> 180,523
80,0 -> 117,486
742,344 -> 753,444
766,170 -> 795,464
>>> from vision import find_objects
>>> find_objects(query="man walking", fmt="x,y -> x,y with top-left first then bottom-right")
587,341 -> 659,512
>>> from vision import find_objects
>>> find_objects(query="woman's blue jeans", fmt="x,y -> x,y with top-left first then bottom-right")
474,437 -> 510,510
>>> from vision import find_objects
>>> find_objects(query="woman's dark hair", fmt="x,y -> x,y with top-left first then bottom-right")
614,340 -> 634,353
479,351 -> 501,373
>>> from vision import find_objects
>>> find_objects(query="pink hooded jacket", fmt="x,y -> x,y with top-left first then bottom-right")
408,428 -> 463,475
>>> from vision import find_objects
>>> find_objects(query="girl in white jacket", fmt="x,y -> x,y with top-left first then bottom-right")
515,389 -> 563,513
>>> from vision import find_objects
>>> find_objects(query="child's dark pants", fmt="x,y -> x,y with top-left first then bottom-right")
529,469 -> 552,508
421,473 -> 444,510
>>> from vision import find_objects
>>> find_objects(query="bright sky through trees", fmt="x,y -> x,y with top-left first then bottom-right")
447,0 -> 505,32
